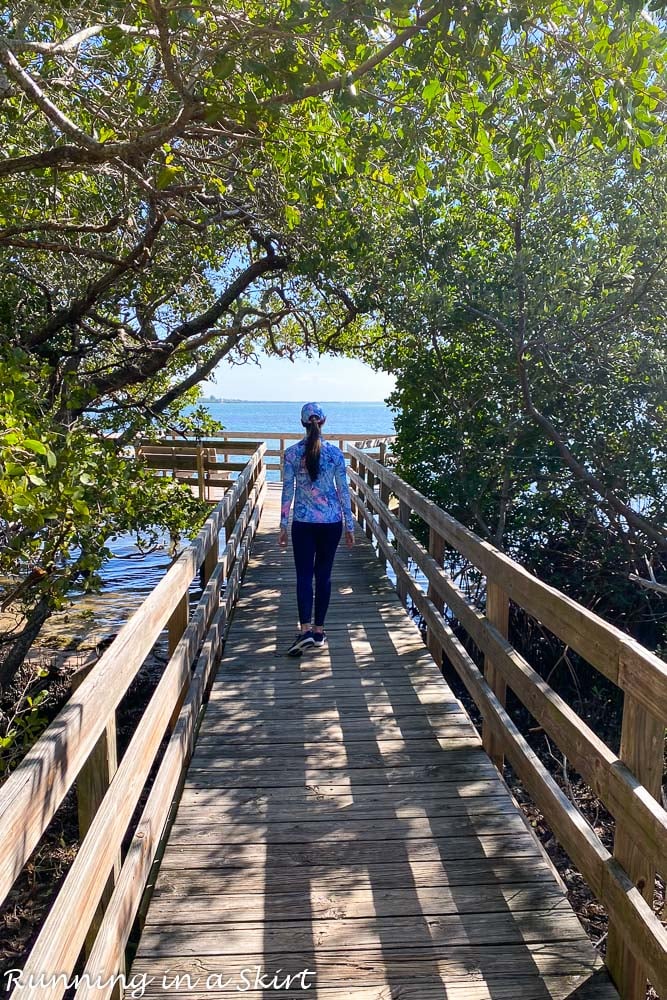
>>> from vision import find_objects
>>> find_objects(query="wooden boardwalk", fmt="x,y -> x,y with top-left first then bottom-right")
131,484 -> 618,999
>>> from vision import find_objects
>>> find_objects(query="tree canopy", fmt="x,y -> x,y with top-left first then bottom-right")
2,0 -> 667,678
359,141 -> 667,639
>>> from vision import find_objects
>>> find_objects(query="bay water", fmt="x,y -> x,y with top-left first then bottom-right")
43,401 -> 395,649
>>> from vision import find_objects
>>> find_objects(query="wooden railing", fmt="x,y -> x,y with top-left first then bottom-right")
0,444 -> 266,1000
138,433 -> 394,489
212,432 -> 394,473
347,443 -> 667,1000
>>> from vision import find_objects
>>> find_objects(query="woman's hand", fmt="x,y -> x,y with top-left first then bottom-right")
279,526 -> 288,548
345,529 -> 355,549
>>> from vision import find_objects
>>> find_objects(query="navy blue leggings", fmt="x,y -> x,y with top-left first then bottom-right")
291,520 -> 343,626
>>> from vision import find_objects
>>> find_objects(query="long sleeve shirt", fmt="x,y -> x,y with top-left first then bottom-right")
280,439 -> 354,532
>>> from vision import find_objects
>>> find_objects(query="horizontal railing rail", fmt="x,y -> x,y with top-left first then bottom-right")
347,443 -> 667,1000
137,433 -> 394,491
0,443 -> 267,1000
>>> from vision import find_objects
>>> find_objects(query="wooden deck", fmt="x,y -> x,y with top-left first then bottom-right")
130,484 -> 618,999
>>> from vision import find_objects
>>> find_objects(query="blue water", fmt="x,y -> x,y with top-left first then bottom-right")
54,400 -> 396,644
201,399 -> 395,436
200,400 -> 395,480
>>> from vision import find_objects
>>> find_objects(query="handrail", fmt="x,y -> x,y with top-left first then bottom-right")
199,431 -> 395,440
138,433 -> 395,487
0,443 -> 266,1000
347,443 -> 667,1000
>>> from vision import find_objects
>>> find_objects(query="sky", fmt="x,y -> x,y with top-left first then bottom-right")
211,352 -> 396,401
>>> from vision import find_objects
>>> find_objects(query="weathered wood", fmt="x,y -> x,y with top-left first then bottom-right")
147,883 -> 569,923
349,473 -> 665,996
75,489 -> 263,1000
0,468 -> 241,909
138,439 -> 263,455
483,580 -> 509,769
351,463 -> 667,883
347,445 -> 667,720
201,431 -> 395,441
128,484 -> 616,1000
167,592 -> 189,657
365,468 -> 375,540
158,832 -> 545,871
404,574 -> 667,998
131,976 -> 616,1000
606,693 -> 665,1000
427,524 -> 446,664
201,535 -> 219,587
128,939 -> 611,992
70,664 -> 120,962
1,447 -> 266,1000
140,453 -> 246,472
396,498 -> 412,605
154,855 -> 556,895
185,761 -> 496,787
75,606 -> 227,1000
138,908 -> 589,955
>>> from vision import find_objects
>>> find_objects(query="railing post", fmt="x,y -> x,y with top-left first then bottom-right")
396,500 -> 411,606
356,459 -> 365,529
427,526 -> 446,665
202,535 -> 219,587
196,446 -> 205,502
483,581 -> 510,770
71,664 -> 121,964
378,446 -> 390,543
223,479 -> 237,546
606,685 -> 663,1000
167,592 -> 189,658
365,468 -> 375,541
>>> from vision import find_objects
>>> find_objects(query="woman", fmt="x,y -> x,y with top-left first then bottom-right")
279,402 -> 355,656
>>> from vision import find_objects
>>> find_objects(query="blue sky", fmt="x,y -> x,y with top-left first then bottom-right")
211,352 -> 396,401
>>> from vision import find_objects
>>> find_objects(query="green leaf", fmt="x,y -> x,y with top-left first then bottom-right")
24,439 -> 47,455
423,79 -> 443,103
284,204 -> 301,228
156,165 -> 183,190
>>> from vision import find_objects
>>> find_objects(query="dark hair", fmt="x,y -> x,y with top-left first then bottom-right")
304,417 -> 322,481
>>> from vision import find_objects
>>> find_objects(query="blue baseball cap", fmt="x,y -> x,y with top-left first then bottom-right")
301,402 -> 326,425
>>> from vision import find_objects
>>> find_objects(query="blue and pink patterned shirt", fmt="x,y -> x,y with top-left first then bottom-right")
280,439 -> 354,531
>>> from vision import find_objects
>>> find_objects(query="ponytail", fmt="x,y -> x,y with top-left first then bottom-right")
304,417 -> 322,481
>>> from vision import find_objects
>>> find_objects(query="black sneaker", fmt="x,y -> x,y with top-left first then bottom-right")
286,631 -> 314,657
312,631 -> 327,649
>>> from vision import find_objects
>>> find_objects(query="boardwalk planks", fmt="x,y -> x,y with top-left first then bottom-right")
128,485 -> 618,999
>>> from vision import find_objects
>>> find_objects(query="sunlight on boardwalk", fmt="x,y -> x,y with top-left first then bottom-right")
129,484 -> 618,1000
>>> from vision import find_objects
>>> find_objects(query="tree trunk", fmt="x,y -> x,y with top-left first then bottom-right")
0,596 -> 51,690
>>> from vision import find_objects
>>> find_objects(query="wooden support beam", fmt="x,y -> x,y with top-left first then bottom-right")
167,592 -> 190,731
357,461 -> 366,530
70,664 -> 121,969
427,526 -> 446,665
483,581 -> 510,771
365,469 -> 375,541
200,536 -> 219,592
606,692 -> 664,1000
396,500 -> 411,606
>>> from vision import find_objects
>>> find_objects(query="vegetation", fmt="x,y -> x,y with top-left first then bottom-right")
362,144 -> 667,647
1,0 -> 667,681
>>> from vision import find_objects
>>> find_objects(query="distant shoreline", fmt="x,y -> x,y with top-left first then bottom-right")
200,398 -> 388,404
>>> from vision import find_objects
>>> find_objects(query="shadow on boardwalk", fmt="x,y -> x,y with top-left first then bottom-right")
129,484 -> 617,1000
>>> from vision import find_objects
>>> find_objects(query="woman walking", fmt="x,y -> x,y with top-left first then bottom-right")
279,402 -> 355,656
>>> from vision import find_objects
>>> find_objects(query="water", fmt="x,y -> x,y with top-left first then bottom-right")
203,399 -> 395,481
39,401 -> 396,651
202,399 -> 395,437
